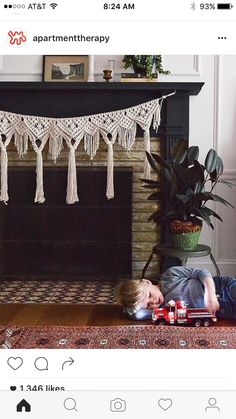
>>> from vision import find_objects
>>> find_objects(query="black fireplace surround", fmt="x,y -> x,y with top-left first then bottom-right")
0,82 -> 204,279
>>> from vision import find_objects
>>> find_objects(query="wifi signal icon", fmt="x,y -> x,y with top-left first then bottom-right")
50,3 -> 58,9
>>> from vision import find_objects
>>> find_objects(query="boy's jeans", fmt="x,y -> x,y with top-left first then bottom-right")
214,275 -> 236,319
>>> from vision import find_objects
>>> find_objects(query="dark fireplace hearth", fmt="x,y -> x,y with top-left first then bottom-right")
0,167 -> 132,279
0,81 -> 204,278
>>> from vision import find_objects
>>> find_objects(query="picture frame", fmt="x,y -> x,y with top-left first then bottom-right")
43,55 -> 89,82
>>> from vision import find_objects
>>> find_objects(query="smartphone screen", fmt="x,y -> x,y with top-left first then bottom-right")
0,1 -> 236,417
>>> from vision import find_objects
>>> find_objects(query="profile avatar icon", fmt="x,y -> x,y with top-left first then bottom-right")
205,397 -> 220,412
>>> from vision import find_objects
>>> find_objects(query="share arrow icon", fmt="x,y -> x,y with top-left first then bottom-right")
62,357 -> 74,371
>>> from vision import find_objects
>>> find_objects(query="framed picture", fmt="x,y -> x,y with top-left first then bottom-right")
43,55 -> 89,82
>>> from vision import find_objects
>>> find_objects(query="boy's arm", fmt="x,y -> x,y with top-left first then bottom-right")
162,266 -> 220,314
182,267 -> 220,314
200,275 -> 220,315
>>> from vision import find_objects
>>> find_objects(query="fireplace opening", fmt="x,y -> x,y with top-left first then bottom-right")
0,167 -> 132,279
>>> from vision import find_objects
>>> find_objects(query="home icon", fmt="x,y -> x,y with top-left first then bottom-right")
16,399 -> 31,412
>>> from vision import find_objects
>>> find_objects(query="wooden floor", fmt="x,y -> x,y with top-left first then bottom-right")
0,304 -> 143,326
0,304 -> 235,327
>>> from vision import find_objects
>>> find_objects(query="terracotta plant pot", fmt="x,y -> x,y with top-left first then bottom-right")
170,220 -> 202,250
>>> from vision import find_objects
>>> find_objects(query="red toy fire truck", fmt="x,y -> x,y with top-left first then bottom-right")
152,300 -> 217,327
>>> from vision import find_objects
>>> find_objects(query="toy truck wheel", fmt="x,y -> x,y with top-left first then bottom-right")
158,320 -> 166,325
194,320 -> 202,327
204,320 -> 210,327
152,313 -> 158,322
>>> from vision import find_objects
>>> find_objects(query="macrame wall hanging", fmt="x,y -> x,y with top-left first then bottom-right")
0,91 -> 175,205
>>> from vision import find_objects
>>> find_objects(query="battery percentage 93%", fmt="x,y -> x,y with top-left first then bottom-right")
199,3 -> 216,9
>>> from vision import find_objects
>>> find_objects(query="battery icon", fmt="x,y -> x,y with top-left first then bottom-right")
217,3 -> 233,8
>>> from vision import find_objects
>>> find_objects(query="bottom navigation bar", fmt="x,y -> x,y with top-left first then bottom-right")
0,390 -> 234,418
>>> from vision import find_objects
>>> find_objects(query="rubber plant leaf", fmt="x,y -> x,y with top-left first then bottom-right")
150,152 -> 173,173
209,169 -> 218,182
147,191 -> 162,201
140,178 -> 160,185
205,149 -> 218,174
193,181 -> 204,194
217,179 -> 234,188
141,178 -> 161,189
201,207 -> 223,222
192,208 -> 214,229
142,184 -> 161,189
186,146 -> 199,165
182,160 -> 204,184
215,156 -> 224,176
170,139 -> 188,164
145,152 -> 159,173
162,167 -> 176,197
176,187 -> 194,203
176,194 -> 190,203
148,210 -> 176,223
204,192 -> 234,208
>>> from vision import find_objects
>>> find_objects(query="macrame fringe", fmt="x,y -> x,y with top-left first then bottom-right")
84,131 -> 100,159
153,102 -> 162,131
48,135 -> 64,163
35,151 -> 45,203
0,144 -> 9,203
14,131 -> 29,157
106,142 -> 114,199
66,148 -> 79,204
117,123 -> 137,151
144,128 -> 151,180
0,134 -> 13,203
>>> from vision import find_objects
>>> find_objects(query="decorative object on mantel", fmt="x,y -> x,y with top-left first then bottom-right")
43,55 -> 89,82
121,73 -> 159,83
107,59 -> 116,81
103,69 -> 112,82
0,92 -> 175,205
87,55 -> 95,82
122,55 -> 170,81
143,139 -> 235,250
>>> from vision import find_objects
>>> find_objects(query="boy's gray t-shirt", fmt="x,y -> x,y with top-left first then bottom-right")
160,266 -> 213,308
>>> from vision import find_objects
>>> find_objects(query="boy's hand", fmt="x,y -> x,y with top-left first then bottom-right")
201,275 -> 220,315
204,294 -> 220,315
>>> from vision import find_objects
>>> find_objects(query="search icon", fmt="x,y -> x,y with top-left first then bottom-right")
63,398 -> 78,411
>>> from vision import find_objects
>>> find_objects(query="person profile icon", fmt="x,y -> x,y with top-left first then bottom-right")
205,398 -> 220,412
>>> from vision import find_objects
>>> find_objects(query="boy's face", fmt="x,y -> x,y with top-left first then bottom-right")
138,279 -> 164,309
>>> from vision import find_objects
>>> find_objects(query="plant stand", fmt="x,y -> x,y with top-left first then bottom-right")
141,244 -> 221,278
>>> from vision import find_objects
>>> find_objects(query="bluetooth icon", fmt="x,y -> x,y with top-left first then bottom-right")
191,2 -> 196,10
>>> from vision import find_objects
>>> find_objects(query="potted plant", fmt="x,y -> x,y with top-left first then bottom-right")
142,139 -> 234,250
122,55 -> 170,79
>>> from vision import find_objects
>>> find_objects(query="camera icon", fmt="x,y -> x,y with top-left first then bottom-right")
110,398 -> 126,412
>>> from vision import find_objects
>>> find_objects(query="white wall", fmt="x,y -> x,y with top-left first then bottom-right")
0,55 -> 235,275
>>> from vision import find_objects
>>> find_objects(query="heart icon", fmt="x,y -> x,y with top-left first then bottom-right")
158,398 -> 173,411
7,357 -> 23,370
10,386 -> 17,391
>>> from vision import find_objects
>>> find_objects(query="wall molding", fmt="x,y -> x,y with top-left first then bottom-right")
212,55 -> 220,260
160,55 -> 201,77
193,55 -> 201,75
221,170 -> 236,180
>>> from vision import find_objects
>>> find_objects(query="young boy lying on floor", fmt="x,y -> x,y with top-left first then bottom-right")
117,266 -> 236,320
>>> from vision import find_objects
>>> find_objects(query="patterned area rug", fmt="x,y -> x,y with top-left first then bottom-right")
0,280 -> 118,304
1,325 -> 236,349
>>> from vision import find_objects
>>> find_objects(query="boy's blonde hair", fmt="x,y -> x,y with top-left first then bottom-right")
117,279 -> 145,309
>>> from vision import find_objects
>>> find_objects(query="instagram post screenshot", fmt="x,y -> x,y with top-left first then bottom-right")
0,0 -> 236,417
